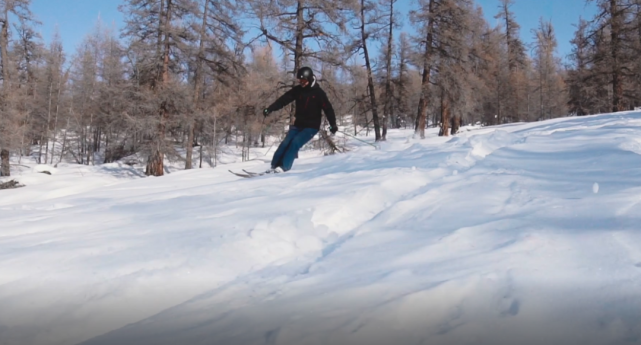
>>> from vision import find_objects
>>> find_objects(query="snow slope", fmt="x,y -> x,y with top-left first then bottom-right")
1,112 -> 641,345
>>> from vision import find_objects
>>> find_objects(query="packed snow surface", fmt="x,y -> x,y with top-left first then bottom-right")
1,112 -> 641,345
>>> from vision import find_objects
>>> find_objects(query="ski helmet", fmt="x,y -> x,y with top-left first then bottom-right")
296,67 -> 314,82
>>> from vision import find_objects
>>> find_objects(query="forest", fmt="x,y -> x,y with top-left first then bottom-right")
0,0 -> 637,177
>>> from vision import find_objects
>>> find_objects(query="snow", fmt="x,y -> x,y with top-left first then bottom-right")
1,112 -> 641,345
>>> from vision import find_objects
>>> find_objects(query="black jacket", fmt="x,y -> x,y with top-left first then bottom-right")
267,81 -> 337,131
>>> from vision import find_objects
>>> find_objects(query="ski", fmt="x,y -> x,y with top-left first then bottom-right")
228,169 -> 282,178
243,169 -> 267,177
228,170 -> 254,178
228,169 -> 270,178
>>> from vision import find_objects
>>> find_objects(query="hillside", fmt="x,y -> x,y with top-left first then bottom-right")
1,112 -> 641,345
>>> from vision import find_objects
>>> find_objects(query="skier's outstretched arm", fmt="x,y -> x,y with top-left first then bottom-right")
267,88 -> 297,113
321,91 -> 337,131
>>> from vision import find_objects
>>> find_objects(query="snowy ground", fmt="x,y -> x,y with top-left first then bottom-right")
1,113 -> 641,345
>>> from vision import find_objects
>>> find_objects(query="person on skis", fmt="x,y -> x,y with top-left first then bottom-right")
262,67 -> 338,173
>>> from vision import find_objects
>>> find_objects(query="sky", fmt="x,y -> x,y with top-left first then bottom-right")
30,0 -> 597,62
31,0 -> 124,54
396,0 -> 598,62
474,0 -> 598,61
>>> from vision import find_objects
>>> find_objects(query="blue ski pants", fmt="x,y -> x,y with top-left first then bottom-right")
271,126 -> 319,171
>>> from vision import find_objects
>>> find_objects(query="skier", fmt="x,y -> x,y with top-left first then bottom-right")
262,67 -> 337,173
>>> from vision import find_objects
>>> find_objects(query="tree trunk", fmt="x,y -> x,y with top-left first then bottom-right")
290,0 -> 305,126
439,92 -> 450,137
415,0 -> 435,139
0,5 -> 10,84
496,78 -> 502,125
213,111 -> 218,167
451,115 -> 461,135
147,117 -> 166,176
50,68 -> 66,165
0,149 -> 9,176
186,123 -> 195,169
57,117 -> 70,166
147,0 -> 172,176
382,0 -> 395,140
610,0 -> 623,112
146,142 -> 164,176
0,6 -> 10,176
44,81 -> 53,164
186,0 -> 208,170
360,0 -> 381,141
86,113 -> 93,165
38,132 -> 44,163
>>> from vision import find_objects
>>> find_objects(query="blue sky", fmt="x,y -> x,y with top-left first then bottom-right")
31,0 -> 123,53
31,0 -> 596,62
476,0 -> 597,61
396,0 -> 597,62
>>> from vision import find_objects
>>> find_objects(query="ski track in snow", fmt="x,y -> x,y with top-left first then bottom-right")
1,111 -> 641,345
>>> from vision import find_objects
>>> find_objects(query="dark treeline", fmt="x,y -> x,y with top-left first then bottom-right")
0,0 -> 623,177
566,0 -> 641,115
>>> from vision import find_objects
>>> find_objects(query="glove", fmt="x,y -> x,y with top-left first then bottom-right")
263,108 -> 271,117
329,126 -> 338,135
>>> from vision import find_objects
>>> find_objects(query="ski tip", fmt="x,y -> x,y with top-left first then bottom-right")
229,170 -> 252,178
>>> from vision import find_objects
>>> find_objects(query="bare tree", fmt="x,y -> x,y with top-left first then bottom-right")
41,32 -> 65,164
411,0 -> 473,138
607,0 -> 625,112
250,0 -> 349,125
379,0 -> 399,139
350,0 -> 383,141
532,19 -> 566,120
495,0 -> 528,123
433,0 -> 473,137
393,32 -> 413,128
567,19 -> 592,115
0,0 -> 35,176
566,0 -> 636,114
182,0 -> 242,169
120,0 -> 195,176
411,0 -> 436,139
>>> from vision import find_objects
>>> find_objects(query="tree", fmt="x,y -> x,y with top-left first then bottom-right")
411,0 -> 436,139
567,18 -> 591,115
495,0 -> 528,123
566,0 -> 636,114
351,0 -> 383,141
11,18 -> 42,160
379,0 -> 399,139
393,32 -> 413,128
411,0 -> 473,138
433,0 -> 474,136
0,0 -> 35,176
40,31 -> 65,165
603,0 -> 626,112
532,19 -> 566,120
120,0 -> 195,176
251,0 -> 349,125
184,0 -> 242,169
